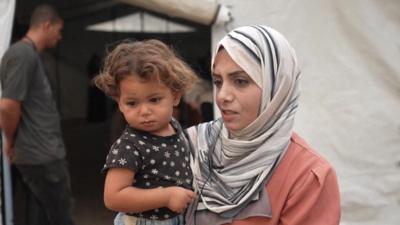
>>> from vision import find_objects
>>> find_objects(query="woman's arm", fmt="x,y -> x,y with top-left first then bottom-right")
104,168 -> 196,213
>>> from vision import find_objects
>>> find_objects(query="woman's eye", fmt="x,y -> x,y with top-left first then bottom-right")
234,78 -> 249,87
213,79 -> 222,88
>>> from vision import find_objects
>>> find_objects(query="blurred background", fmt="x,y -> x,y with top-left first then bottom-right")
1,0 -> 399,225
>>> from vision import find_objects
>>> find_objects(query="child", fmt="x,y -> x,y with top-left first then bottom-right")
94,39 -> 198,225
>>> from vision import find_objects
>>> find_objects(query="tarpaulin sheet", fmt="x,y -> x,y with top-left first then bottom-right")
213,0 -> 400,224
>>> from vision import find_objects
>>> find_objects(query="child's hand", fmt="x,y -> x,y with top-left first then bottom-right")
164,186 -> 196,213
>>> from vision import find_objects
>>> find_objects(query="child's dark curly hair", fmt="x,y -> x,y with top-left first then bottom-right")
94,39 -> 198,98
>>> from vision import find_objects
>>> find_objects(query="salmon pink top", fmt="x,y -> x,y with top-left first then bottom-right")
228,133 -> 341,225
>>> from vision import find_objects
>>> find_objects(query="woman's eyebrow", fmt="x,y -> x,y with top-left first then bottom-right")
212,70 -> 247,77
211,72 -> 221,77
229,70 -> 247,77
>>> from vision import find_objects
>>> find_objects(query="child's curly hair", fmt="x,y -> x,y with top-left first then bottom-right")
94,39 -> 198,98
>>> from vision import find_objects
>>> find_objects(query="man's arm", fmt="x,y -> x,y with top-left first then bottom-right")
0,98 -> 22,161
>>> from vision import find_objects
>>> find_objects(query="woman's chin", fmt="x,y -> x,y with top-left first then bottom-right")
224,122 -> 244,133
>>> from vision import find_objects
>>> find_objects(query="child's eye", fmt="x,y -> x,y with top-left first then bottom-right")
126,101 -> 136,106
150,97 -> 161,103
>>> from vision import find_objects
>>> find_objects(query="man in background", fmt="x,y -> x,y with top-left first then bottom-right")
0,4 -> 74,225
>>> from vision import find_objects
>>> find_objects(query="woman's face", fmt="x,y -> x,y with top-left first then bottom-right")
212,49 -> 262,132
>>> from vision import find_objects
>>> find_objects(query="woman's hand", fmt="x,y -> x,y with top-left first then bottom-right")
164,186 -> 196,213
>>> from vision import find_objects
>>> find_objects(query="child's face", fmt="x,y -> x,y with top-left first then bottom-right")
117,75 -> 181,136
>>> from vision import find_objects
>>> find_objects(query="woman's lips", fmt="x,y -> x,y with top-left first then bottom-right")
222,110 -> 237,121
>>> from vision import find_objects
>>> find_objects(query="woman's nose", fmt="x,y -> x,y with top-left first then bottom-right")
217,83 -> 234,103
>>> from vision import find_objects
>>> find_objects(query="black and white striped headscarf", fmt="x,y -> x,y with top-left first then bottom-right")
188,25 -> 300,217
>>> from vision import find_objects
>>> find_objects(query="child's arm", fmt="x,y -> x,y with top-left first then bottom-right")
104,167 -> 196,213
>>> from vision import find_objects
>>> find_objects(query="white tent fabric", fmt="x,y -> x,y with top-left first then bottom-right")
117,0 -> 232,26
0,0 -> 15,98
0,1 -> 16,225
86,12 -> 196,33
0,0 -> 14,61
117,0 -> 220,25
212,0 -> 400,224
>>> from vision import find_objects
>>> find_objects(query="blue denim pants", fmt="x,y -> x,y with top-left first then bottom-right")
114,212 -> 184,225
16,158 -> 74,225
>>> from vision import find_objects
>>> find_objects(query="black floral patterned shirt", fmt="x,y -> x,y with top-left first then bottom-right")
103,120 -> 193,220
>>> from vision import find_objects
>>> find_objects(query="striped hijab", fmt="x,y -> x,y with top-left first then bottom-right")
189,25 -> 300,217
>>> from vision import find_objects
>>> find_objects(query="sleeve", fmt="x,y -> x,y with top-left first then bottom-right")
280,163 -> 341,225
1,48 -> 36,101
102,137 -> 142,173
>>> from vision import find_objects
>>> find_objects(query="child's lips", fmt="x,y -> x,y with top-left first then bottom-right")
141,121 -> 155,126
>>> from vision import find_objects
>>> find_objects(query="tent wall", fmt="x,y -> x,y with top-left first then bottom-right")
0,0 -> 14,60
0,1 -> 16,225
117,0 -> 220,25
211,1 -> 400,224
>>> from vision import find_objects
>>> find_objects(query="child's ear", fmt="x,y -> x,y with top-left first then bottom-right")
172,92 -> 181,107
111,95 -> 119,102
112,95 -> 122,109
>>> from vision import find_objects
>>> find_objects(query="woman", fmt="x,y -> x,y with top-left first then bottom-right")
186,25 -> 340,225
